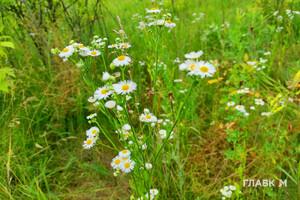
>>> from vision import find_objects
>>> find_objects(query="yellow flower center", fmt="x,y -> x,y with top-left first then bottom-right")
117,55 -> 126,61
189,64 -> 196,70
78,44 -> 84,48
124,162 -> 131,169
145,114 -> 152,119
122,150 -> 128,154
200,66 -> 209,73
62,48 -> 69,52
92,130 -> 97,134
91,51 -> 97,56
121,84 -> 130,91
101,89 -> 108,94
86,139 -> 93,145
114,159 -> 121,165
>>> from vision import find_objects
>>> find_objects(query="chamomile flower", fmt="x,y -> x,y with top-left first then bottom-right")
78,47 -> 90,56
111,156 -> 122,170
122,124 -> 131,131
113,80 -> 137,95
104,100 -> 116,109
159,129 -> 167,139
188,61 -> 216,77
227,101 -> 235,107
139,110 -> 157,123
83,137 -> 96,149
119,149 -> 131,158
94,86 -> 113,100
117,105 -> 124,111
146,8 -> 161,14
164,20 -> 176,28
86,126 -> 99,138
102,72 -> 111,81
89,49 -> 101,57
235,105 -> 246,113
179,60 -> 197,71
112,55 -> 131,66
59,45 -> 75,59
120,159 -> 135,173
184,51 -> 203,59
254,98 -> 265,106
145,163 -> 153,170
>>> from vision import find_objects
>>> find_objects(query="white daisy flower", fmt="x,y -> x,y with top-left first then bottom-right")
102,72 -> 111,81
146,8 -> 161,14
122,124 -> 131,131
118,149 -> 131,158
139,110 -> 157,123
164,20 -> 176,28
235,105 -> 246,113
237,87 -> 251,94
254,98 -> 265,106
229,185 -> 236,191
148,19 -> 165,26
119,42 -> 131,49
83,137 -> 96,149
184,51 -> 203,59
112,55 -> 131,66
159,129 -> 167,139
94,86 -> 113,100
113,80 -> 137,95
86,126 -> 99,138
250,106 -> 255,110
141,143 -> 147,150
104,100 -> 116,109
59,45 -> 75,58
145,163 -> 152,170
78,47 -> 90,56
188,61 -> 216,77
227,101 -> 235,107
179,60 -> 197,71
117,105 -> 124,111
120,159 -> 135,173
111,156 -> 122,170
89,50 -> 101,57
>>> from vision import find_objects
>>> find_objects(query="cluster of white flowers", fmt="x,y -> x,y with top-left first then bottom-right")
88,80 -> 137,106
111,150 -> 135,174
139,108 -> 158,124
226,87 -> 274,117
116,124 -> 132,141
286,9 -> 300,20
137,189 -> 159,200
179,51 -> 216,78
137,7 -> 176,30
236,87 -> 252,94
82,126 -> 99,149
235,105 -> 249,116
254,98 -> 265,106
191,12 -> 205,23
55,37 -> 107,61
220,185 -> 236,199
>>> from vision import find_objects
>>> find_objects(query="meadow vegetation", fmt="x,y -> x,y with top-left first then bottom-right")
0,0 -> 299,199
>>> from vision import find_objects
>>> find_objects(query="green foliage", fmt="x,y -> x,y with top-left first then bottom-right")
0,0 -> 299,199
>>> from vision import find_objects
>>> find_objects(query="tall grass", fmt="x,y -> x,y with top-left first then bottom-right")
0,0 -> 299,199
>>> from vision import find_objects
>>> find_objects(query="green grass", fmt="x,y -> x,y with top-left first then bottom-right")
0,0 -> 299,199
